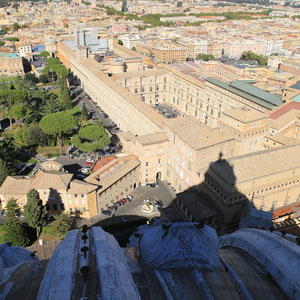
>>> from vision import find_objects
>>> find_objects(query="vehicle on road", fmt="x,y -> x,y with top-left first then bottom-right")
108,206 -> 117,212
101,210 -> 111,216
85,158 -> 94,166
76,173 -> 87,179
153,200 -> 163,209
124,195 -> 133,202
79,167 -> 91,174
113,202 -> 122,208
146,182 -> 158,188
118,198 -> 126,205
143,199 -> 150,204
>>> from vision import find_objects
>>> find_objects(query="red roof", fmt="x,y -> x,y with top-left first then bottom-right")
269,101 -> 300,120
93,156 -> 115,172
273,202 -> 300,218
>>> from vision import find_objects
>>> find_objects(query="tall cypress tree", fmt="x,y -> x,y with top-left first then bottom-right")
3,218 -> 30,247
23,189 -> 45,239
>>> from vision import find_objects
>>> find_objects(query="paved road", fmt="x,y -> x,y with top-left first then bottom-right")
75,92 -> 117,133
85,180 -> 176,226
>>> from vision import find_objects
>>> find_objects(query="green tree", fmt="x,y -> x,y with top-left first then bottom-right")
50,213 -> 71,236
0,158 -> 9,186
42,94 -> 64,115
0,89 -> 27,129
14,126 -> 29,145
10,103 -> 30,124
39,110 -> 78,154
39,51 -> 50,58
3,218 -> 30,247
12,22 -> 21,32
5,198 -> 21,218
39,74 -> 48,83
6,37 -> 19,42
27,124 -> 48,146
59,81 -> 73,109
118,39 -> 123,45
196,53 -> 215,61
81,104 -> 88,121
24,73 -> 38,84
0,40 -> 5,46
2,26 -> 8,34
23,189 -> 45,239
131,46 -> 136,51
72,124 -> 110,159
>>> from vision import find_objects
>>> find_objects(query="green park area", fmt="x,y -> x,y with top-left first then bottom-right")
0,57 -> 111,247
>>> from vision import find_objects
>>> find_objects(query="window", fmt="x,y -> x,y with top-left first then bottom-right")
186,177 -> 189,184
82,207 -> 86,212
82,199 -> 85,204
81,194 -> 84,198
146,149 -> 150,156
74,194 -> 78,198
188,163 -> 191,171
182,146 -> 186,154
146,162 -> 149,167
158,159 -> 161,164
167,170 -> 170,177
179,171 -> 183,178
181,160 -> 185,168
178,184 -> 182,192
158,147 -> 162,154
69,200 -> 72,204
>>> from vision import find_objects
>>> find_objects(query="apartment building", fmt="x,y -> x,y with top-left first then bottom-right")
0,53 -> 24,77
112,69 -> 169,105
220,106 -> 269,154
197,61 -> 245,82
136,43 -> 187,63
19,43 -> 32,59
0,169 -> 98,218
198,145 -> 300,215
120,131 -> 169,184
164,116 -> 236,193
265,101 -> 300,149
85,156 -> 140,212
279,59 -> 300,76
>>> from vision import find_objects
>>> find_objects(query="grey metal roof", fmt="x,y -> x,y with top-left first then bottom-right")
206,77 -> 283,110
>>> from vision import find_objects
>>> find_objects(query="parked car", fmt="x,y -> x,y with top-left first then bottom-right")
101,210 -> 111,216
153,201 -> 162,209
118,198 -> 126,205
79,167 -> 91,174
85,158 -> 94,166
113,202 -> 122,208
143,199 -> 150,204
124,195 -> 133,202
103,113 -> 108,118
76,173 -> 87,179
108,206 -> 117,212
147,182 -> 158,188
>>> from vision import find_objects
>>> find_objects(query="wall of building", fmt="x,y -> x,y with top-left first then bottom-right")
97,165 -> 140,211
